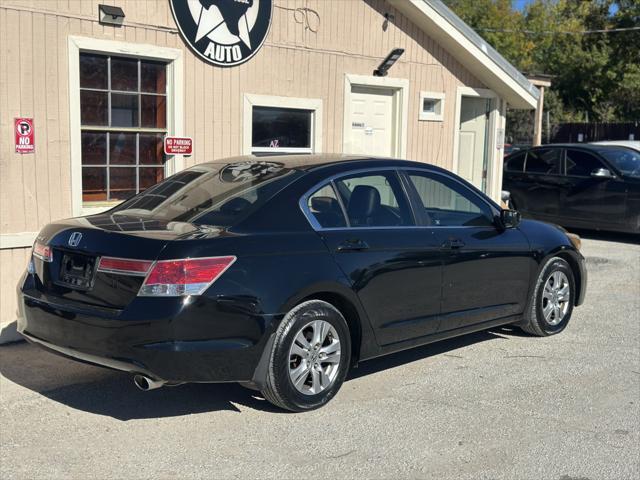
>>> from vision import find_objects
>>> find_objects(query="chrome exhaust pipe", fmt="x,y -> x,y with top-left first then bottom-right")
133,374 -> 165,391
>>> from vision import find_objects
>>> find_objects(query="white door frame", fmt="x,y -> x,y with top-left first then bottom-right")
452,87 -> 500,201
343,74 -> 409,159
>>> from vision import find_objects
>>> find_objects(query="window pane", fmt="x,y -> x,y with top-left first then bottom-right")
307,184 -> 346,228
141,61 -> 166,93
141,95 -> 166,128
80,53 -> 108,89
408,173 -> 492,227
525,148 -> 562,174
505,152 -> 525,172
81,132 -> 107,165
109,132 -> 136,165
111,93 -> 139,127
597,147 -> 640,178
423,99 -> 436,113
335,172 -> 413,227
82,167 -> 107,202
112,162 -> 302,227
252,107 -> 311,148
140,167 -> 165,190
109,168 -> 136,200
80,90 -> 108,126
566,149 -> 605,177
139,134 -> 165,165
110,57 -> 138,91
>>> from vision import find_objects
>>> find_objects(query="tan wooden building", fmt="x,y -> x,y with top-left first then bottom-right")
0,0 -> 538,342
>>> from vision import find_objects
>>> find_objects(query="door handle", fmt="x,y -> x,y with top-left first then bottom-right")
441,237 -> 465,250
337,239 -> 370,252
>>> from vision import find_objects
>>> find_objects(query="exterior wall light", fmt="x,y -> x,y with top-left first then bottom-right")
373,48 -> 404,77
98,4 -> 125,27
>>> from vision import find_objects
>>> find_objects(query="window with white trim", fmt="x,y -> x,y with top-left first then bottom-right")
251,106 -> 313,153
419,91 -> 445,122
243,94 -> 322,155
79,53 -> 168,204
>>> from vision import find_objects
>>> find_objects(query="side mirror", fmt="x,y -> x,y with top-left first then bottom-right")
500,209 -> 521,229
500,190 -> 511,209
590,167 -> 615,179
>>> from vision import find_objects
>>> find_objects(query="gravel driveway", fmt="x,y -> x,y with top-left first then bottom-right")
1,232 -> 638,480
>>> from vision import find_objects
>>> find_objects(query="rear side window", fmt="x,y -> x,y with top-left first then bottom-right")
505,152 -> 525,172
566,149 -> 605,177
525,149 -> 562,175
306,184 -> 347,229
334,172 -> 414,227
111,161 -> 301,227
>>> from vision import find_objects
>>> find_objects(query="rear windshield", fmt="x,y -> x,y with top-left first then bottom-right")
110,161 -> 302,226
596,147 -> 640,178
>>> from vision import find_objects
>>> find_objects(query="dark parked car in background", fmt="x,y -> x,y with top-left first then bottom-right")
18,155 -> 586,411
503,144 -> 640,234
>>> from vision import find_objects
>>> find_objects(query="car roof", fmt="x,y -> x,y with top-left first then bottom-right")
199,154 -> 453,174
514,143 -> 631,151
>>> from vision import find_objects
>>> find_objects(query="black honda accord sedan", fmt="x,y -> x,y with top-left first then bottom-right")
18,155 -> 587,411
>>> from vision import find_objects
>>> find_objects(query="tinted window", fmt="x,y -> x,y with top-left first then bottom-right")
565,149 -> 605,177
252,107 -> 312,149
407,172 -> 493,227
306,184 -> 347,228
596,147 -> 640,178
111,161 -> 302,227
334,172 -> 414,227
525,149 -> 562,174
505,152 -> 525,172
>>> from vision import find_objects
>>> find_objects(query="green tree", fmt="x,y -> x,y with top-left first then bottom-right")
444,0 -> 640,138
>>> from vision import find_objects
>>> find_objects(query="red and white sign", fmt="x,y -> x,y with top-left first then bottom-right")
164,136 -> 193,155
15,118 -> 35,154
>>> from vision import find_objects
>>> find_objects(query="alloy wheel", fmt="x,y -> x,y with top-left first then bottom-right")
542,271 -> 570,326
288,320 -> 341,395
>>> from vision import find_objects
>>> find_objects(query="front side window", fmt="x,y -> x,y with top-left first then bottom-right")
525,148 -> 562,175
334,172 -> 414,227
596,147 -> 640,178
407,172 -> 493,227
565,149 -> 606,177
80,53 -> 167,204
251,106 -> 313,153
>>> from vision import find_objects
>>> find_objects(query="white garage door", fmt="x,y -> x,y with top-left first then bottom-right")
347,86 -> 395,157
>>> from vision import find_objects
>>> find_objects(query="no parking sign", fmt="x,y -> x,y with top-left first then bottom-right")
15,118 -> 35,154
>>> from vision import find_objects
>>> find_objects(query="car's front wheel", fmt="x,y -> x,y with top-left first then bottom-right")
520,257 -> 575,336
261,300 -> 351,412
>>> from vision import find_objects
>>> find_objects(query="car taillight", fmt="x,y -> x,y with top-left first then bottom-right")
32,241 -> 52,262
138,256 -> 236,297
97,257 -> 153,276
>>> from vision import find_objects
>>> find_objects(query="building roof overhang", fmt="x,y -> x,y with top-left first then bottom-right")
388,0 -> 539,109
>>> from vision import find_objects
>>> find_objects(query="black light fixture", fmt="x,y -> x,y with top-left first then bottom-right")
98,4 -> 125,26
373,48 -> 404,77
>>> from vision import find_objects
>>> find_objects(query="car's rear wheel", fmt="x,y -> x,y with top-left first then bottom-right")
520,257 -> 575,336
261,300 -> 351,412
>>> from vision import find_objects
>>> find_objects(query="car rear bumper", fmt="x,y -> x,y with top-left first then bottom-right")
17,276 -> 281,384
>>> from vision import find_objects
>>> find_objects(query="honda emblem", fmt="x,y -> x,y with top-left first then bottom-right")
68,232 -> 82,247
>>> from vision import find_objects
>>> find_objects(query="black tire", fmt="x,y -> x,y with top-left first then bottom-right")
520,257 -> 575,336
261,300 -> 351,412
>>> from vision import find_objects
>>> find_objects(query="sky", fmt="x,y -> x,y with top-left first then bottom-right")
511,0 -> 619,14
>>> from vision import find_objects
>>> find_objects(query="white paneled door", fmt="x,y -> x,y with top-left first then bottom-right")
457,96 -> 490,191
348,86 -> 395,157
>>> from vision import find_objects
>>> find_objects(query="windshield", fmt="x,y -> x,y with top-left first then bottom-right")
110,161 -> 302,226
597,148 -> 640,178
